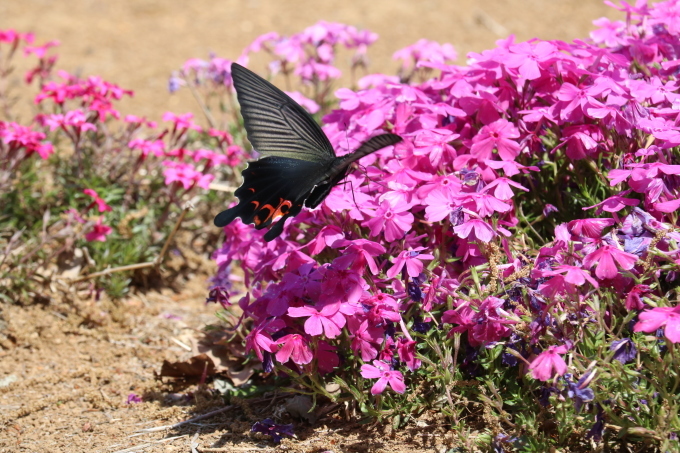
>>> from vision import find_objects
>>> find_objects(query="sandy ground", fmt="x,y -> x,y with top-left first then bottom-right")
1,0 -> 622,121
1,1 -> 629,452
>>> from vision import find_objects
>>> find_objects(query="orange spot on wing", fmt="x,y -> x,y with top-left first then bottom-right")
253,198 -> 294,226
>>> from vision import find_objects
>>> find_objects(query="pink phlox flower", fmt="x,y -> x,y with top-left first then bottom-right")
1,122 -> 53,159
83,188 -> 112,213
192,148 -> 227,166
43,109 -> 96,133
424,188 -> 459,223
529,345 -> 569,381
442,301 -> 476,336
162,112 -> 202,132
323,173 -> 371,220
634,305 -> 680,343
468,296 -> 517,346
128,138 -> 165,158
591,17 -> 626,47
653,198 -> 680,213
363,292 -> 401,325
393,38 -> 457,69
0,29 -> 34,44
469,119 -> 521,161
24,40 -> 59,58
164,147 -> 192,160
504,41 -> 557,80
245,318 -> 286,361
537,265 -> 599,298
411,128 -> 458,167
357,73 -> 400,89
397,338 -> 421,371
484,159 -> 539,177
455,192 -> 512,217
453,218 -> 496,243
281,262 -> 321,300
626,284 -> 651,311
583,190 -> 640,214
416,173 -> 461,199
275,334 -> 313,365
628,163 -> 680,202
269,248 -> 314,273
412,102 -> 466,119
582,244 -> 639,280
567,218 -> 616,239
318,267 -> 366,305
519,105 -> 557,124
85,216 -> 112,242
386,248 -> 434,279
481,177 -> 529,201
288,302 -> 347,339
162,161 -> 214,189
355,109 -> 387,133
307,225 -> 345,255
348,318 -> 383,361
362,198 -> 414,242
560,124 -> 603,160
360,360 -> 406,395
331,239 -> 386,275
555,82 -> 604,122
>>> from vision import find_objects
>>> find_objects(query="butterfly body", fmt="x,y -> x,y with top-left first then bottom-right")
215,63 -> 402,241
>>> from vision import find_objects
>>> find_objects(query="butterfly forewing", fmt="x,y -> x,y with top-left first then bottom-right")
231,63 -> 335,163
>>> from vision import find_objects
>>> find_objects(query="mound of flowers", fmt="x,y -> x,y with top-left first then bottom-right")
198,1 -> 680,450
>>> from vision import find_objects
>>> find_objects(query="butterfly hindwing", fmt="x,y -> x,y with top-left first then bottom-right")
231,63 -> 335,163
214,156 -> 327,234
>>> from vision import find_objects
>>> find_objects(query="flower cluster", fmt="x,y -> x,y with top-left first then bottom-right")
209,1 -> 680,448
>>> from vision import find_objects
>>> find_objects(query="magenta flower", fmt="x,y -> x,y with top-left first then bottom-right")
162,161 -> 214,190
288,303 -> 347,339
469,119 -> 521,162
453,218 -> 496,243
633,305 -> 680,343
128,138 -> 165,158
275,334 -> 313,365
538,265 -> 599,298
360,360 -> 406,395
424,189 -> 458,222
504,41 -> 557,80
245,319 -> 285,361
529,345 -> 569,381
85,217 -> 112,242
582,245 -> 639,280
349,319 -> 383,361
387,248 -> 434,279
362,199 -> 414,242
83,189 -> 112,213
332,239 -> 386,275
397,338 -> 421,371
162,111 -> 202,131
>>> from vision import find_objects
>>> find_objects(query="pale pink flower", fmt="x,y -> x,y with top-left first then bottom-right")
634,305 -> 680,343
529,345 -> 569,381
360,360 -> 406,395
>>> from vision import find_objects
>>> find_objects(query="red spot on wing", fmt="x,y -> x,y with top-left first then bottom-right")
252,198 -> 294,226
